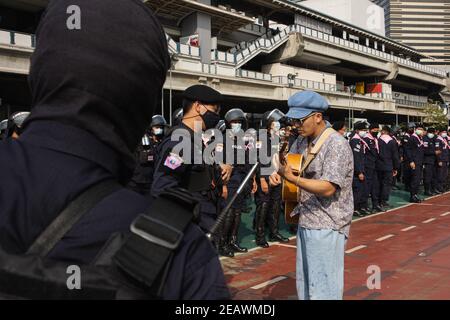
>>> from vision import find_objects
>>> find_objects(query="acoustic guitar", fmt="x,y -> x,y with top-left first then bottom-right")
279,142 -> 303,225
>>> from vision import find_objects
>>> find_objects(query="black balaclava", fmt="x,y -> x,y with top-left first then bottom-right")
23,0 -> 170,172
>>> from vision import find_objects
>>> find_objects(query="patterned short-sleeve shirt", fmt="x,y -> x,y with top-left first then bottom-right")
289,128 -> 354,237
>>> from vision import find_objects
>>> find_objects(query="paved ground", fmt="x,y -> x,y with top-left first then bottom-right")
222,192 -> 450,300
237,183 -> 421,251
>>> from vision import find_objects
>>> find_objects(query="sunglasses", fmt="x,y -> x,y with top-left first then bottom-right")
289,112 -> 318,126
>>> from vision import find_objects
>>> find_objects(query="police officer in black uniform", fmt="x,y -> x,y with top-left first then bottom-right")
402,122 -> 416,191
436,127 -> 450,193
128,115 -> 167,196
405,124 -> 425,202
350,121 -> 370,217
375,126 -> 400,209
0,0 -> 229,300
255,109 -> 289,248
218,108 -> 256,256
423,127 -> 439,196
152,85 -> 232,234
363,123 -> 381,212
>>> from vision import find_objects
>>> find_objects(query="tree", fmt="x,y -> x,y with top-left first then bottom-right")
423,103 -> 449,128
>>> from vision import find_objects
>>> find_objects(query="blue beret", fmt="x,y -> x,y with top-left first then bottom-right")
286,91 -> 329,119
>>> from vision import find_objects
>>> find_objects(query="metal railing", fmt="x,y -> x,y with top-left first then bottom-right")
236,69 -> 272,81
292,24 -> 447,78
0,29 -> 35,48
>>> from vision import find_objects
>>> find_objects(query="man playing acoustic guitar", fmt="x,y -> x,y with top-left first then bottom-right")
270,91 -> 354,300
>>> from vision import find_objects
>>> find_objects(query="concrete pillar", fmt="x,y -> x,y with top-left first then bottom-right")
181,0 -> 211,64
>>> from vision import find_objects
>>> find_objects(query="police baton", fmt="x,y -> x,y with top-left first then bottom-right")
206,162 -> 260,241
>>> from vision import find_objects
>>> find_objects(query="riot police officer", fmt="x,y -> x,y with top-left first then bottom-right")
405,124 -> 425,202
255,109 -> 289,248
217,108 -> 255,256
350,121 -> 370,216
151,85 -> 232,233
128,115 -> 167,196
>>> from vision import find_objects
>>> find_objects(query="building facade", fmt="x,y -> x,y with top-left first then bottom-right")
372,0 -> 450,70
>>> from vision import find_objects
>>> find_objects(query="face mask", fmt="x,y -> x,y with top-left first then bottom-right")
370,131 -> 379,137
441,133 -> 448,138
416,129 -> 423,136
230,123 -> 242,134
200,109 -> 220,130
427,133 -> 435,139
153,127 -> 164,136
359,131 -> 368,138
272,121 -> 281,132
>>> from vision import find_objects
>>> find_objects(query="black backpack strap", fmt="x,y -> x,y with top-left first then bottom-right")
26,179 -> 121,257
113,188 -> 200,297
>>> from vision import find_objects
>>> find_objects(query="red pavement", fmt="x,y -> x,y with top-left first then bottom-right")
222,193 -> 450,300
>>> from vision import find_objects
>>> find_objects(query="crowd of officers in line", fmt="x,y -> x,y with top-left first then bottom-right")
332,120 -> 450,218
119,86 -> 297,258
3,94 -> 450,259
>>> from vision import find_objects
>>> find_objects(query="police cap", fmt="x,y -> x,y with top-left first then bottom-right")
183,85 -> 223,105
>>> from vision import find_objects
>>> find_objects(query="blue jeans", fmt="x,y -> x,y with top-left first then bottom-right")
296,227 -> 346,300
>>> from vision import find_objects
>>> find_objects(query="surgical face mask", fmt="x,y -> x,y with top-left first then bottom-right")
271,121 -> 281,134
441,132 -> 448,138
427,133 -> 435,139
230,123 -> 242,134
359,131 -> 368,138
415,129 -> 424,136
152,127 -> 164,136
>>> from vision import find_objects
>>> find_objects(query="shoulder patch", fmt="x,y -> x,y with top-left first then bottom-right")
164,153 -> 184,170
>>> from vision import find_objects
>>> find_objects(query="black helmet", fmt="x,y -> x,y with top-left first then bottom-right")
261,108 -> 285,128
0,119 -> 7,133
11,111 -> 30,128
150,115 -> 167,127
172,108 -> 183,126
225,108 -> 247,129
7,111 -> 30,136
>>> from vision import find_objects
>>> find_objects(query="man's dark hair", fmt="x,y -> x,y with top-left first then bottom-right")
332,121 -> 346,131
182,99 -> 195,114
